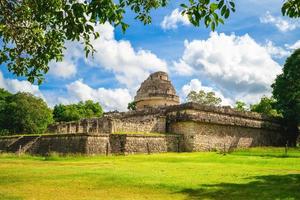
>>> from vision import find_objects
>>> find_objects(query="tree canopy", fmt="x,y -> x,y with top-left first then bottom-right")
53,100 -> 103,122
127,101 -> 136,111
0,92 -> 53,134
186,90 -> 222,106
250,96 -> 281,118
272,49 -> 300,144
0,91 -> 104,134
0,0 -> 299,84
234,101 -> 247,112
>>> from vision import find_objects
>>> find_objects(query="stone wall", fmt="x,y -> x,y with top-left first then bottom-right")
167,104 -> 285,151
86,135 -> 110,154
166,107 -> 284,131
111,115 -> 166,133
29,134 -> 91,155
109,134 -> 181,155
0,134 -> 181,155
48,111 -> 167,135
48,117 -> 113,134
0,136 -> 20,151
169,122 -> 283,151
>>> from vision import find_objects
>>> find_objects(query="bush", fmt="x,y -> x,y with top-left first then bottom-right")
53,100 -> 103,122
0,92 -> 53,134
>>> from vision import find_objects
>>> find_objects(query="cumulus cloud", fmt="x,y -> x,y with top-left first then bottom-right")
161,9 -> 190,30
173,60 -> 194,76
82,23 -> 168,91
49,60 -> 77,78
264,40 -> 291,58
41,22 -> 168,109
173,32 -> 282,104
65,79 -> 132,111
260,11 -> 300,32
181,79 -> 233,105
49,42 -> 83,79
0,71 -> 44,98
50,23 -> 167,90
287,40 -> 300,50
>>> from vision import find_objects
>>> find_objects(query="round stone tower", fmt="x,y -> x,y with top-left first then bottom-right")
134,71 -> 180,110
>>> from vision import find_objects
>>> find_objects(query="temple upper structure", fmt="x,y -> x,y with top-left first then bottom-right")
134,71 -> 180,110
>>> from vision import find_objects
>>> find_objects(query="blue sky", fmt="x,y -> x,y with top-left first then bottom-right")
1,0 -> 300,111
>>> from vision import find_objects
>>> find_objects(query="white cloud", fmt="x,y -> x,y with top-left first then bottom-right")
174,32 -> 282,104
49,41 -> 84,79
264,40 -> 290,58
260,11 -> 300,32
161,9 -> 190,30
181,79 -> 233,105
0,71 -> 44,98
50,23 -> 167,91
287,40 -> 300,50
80,23 -> 168,91
49,60 -> 77,78
173,59 -> 194,76
43,22 -> 168,109
66,79 -> 132,111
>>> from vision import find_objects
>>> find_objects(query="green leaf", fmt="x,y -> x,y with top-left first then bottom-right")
211,21 -> 215,31
204,15 -> 211,27
210,3 -> 218,12
218,0 -> 224,9
224,9 -> 230,19
218,18 -> 224,24
212,13 -> 219,21
221,6 -> 227,16
180,4 -> 188,9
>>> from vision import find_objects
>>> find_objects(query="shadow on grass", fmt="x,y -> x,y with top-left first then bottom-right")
179,174 -> 300,200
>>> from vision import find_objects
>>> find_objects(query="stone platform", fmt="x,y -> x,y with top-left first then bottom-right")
0,102 -> 288,155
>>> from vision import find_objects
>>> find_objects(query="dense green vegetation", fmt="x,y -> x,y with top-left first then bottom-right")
250,96 -> 281,117
127,101 -> 137,111
233,97 -> 282,117
0,91 -> 52,135
0,89 -> 104,135
53,100 -> 103,122
186,90 -> 222,106
0,148 -> 299,200
272,49 -> 300,145
234,101 -> 247,112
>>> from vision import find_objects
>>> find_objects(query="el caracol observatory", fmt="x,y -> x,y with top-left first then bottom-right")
1,72 -> 288,155
134,71 -> 180,110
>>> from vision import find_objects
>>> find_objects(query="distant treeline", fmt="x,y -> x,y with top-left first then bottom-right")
0,89 -> 103,135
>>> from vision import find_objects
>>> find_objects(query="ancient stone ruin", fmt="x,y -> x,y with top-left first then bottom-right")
0,72 -> 288,155
134,71 -> 180,110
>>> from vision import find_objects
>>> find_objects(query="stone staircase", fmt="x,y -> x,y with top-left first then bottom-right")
6,136 -> 40,153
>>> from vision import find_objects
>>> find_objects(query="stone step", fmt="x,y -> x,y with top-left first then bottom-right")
6,137 -> 23,148
6,136 -> 40,153
18,136 -> 41,154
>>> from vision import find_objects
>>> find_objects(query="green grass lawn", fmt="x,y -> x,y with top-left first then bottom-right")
0,148 -> 300,200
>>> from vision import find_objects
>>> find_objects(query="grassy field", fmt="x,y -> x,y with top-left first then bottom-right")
0,148 -> 300,200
